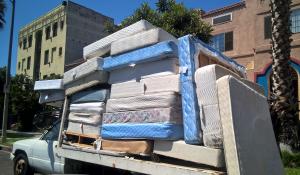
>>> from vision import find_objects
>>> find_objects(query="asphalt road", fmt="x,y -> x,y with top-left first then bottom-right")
0,150 -> 13,175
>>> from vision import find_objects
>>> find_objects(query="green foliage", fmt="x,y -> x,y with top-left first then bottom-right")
106,0 -> 212,43
0,68 -> 41,131
282,151 -> 300,168
285,168 -> 300,175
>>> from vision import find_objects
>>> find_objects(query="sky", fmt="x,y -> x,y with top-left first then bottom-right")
0,0 -> 240,75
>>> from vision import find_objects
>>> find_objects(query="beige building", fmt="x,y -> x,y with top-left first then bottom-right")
16,1 -> 113,80
202,0 -> 300,117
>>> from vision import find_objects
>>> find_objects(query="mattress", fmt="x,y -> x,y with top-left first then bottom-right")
217,76 -> 284,175
101,140 -> 153,155
70,88 -> 110,104
64,57 -> 103,84
178,36 -> 202,144
103,41 -> 178,71
70,102 -> 105,113
106,92 -> 180,113
108,58 -> 178,84
101,123 -> 183,140
110,81 -> 145,99
242,79 -> 265,95
103,107 -> 182,124
154,140 -> 225,167
83,20 -> 156,59
68,112 -> 102,124
34,79 -> 64,91
111,28 -> 177,56
194,64 -> 240,148
39,90 -> 65,104
67,121 -> 101,135
64,71 -> 108,95
141,74 -> 180,94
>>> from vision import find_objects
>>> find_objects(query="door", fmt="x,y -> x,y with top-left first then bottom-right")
31,122 -> 64,174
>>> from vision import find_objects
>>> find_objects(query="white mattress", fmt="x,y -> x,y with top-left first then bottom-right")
106,92 -> 181,113
68,112 -> 102,124
64,71 -> 108,95
194,64 -> 240,148
141,74 -> 180,94
83,20 -> 156,59
111,28 -> 177,56
154,140 -> 225,167
34,79 -> 64,90
70,102 -> 106,113
108,58 -> 179,84
64,57 -> 103,85
67,121 -> 101,135
110,81 -> 145,99
39,90 -> 65,104
217,76 -> 284,175
242,79 -> 265,95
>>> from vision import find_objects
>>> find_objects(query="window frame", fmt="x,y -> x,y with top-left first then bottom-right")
212,13 -> 232,25
210,31 -> 234,52
27,56 -> 31,70
28,35 -> 33,48
52,22 -> 58,37
44,50 -> 49,65
45,26 -> 51,40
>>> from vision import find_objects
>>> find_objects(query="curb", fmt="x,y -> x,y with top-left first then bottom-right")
0,144 -> 12,152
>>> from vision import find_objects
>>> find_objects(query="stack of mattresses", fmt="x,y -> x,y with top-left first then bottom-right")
217,75 -> 283,175
67,87 -> 109,135
100,26 -> 181,155
34,79 -> 64,104
63,57 -> 109,136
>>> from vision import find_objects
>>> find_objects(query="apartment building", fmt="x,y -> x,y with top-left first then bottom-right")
202,0 -> 300,118
16,1 -> 113,80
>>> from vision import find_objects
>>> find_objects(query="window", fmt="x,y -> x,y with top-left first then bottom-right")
28,35 -> 32,47
210,31 -> 234,52
51,47 -> 56,63
23,38 -> 27,49
22,58 -> 25,70
19,41 -> 22,49
18,62 -> 20,70
27,56 -> 31,70
44,50 -> 49,65
60,20 -> 64,30
212,13 -> 232,25
59,47 -> 63,56
52,22 -> 58,37
291,9 -> 300,33
45,26 -> 51,40
264,16 -> 272,39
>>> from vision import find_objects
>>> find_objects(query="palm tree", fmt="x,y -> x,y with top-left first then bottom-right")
0,0 -> 5,29
268,0 -> 299,149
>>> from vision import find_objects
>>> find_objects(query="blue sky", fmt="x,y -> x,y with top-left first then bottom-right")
0,0 -> 240,75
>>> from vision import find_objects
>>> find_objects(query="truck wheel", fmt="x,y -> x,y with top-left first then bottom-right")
13,153 -> 33,175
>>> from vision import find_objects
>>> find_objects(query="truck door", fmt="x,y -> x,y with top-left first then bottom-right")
31,121 -> 64,174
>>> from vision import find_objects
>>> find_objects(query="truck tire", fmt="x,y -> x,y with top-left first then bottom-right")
13,153 -> 34,175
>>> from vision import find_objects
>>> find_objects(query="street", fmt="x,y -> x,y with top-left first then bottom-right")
0,150 -> 13,175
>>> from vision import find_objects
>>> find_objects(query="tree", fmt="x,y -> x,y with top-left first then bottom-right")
105,0 -> 212,43
267,0 -> 300,149
0,0 -> 5,29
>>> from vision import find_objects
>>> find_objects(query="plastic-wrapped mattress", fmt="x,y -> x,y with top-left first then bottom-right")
68,112 -> 102,124
83,20 -> 156,59
39,90 -> 64,104
110,81 -> 145,98
34,79 -> 63,90
194,64 -> 240,148
64,57 -> 104,85
67,121 -> 101,135
64,71 -> 108,95
111,28 -> 177,56
103,41 -> 178,71
70,88 -> 110,104
101,140 -> 153,155
103,107 -> 182,124
70,102 -> 105,113
154,140 -> 225,167
106,92 -> 180,113
108,58 -> 178,84
101,123 -> 183,140
217,76 -> 283,175
178,35 -> 246,145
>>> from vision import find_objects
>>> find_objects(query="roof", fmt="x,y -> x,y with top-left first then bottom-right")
202,1 -> 246,18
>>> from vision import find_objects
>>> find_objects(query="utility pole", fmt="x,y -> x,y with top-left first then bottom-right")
2,0 -> 15,143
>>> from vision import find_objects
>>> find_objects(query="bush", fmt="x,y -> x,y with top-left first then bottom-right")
282,151 -> 300,168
